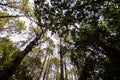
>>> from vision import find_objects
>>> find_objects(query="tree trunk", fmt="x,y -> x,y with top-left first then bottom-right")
43,55 -> 51,80
39,51 -> 48,80
0,28 -> 47,79
64,58 -> 68,80
60,46 -> 64,80
45,57 -> 51,80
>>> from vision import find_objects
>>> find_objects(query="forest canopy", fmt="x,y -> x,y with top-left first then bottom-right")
0,0 -> 120,80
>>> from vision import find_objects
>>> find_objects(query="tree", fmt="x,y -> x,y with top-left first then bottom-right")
0,0 -> 42,79
0,0 -> 120,79
34,0 -> 120,79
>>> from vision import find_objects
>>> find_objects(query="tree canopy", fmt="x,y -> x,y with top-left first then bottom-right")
0,0 -> 120,80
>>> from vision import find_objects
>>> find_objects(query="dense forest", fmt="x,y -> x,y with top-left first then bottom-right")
0,0 -> 120,80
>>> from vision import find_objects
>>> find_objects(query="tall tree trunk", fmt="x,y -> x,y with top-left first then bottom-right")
55,65 -> 59,80
43,55 -> 51,80
0,28 -> 47,79
45,57 -> 51,80
64,58 -> 68,80
43,62 -> 48,80
38,51 -> 48,80
60,44 -> 64,80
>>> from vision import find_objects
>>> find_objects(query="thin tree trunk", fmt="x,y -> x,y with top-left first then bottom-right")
55,65 -> 59,80
43,62 -> 48,80
38,51 -> 48,80
60,42 -> 64,80
45,57 -> 51,80
64,58 -> 68,80
43,55 -> 51,80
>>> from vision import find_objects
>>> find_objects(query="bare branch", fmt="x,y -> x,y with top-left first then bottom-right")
0,15 -> 25,18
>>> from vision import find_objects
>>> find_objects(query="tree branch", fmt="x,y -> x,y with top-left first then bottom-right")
0,15 -> 25,18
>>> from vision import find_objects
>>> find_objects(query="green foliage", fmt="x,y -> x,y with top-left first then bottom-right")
0,37 -> 15,65
0,12 -> 9,31
0,0 -> 120,79
0,0 -> 38,79
20,0 -> 32,14
34,0 -> 120,79
15,20 -> 26,31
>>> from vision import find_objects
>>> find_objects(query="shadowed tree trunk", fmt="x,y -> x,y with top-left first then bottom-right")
60,40 -> 64,80
60,50 -> 64,80
64,59 -> 68,80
